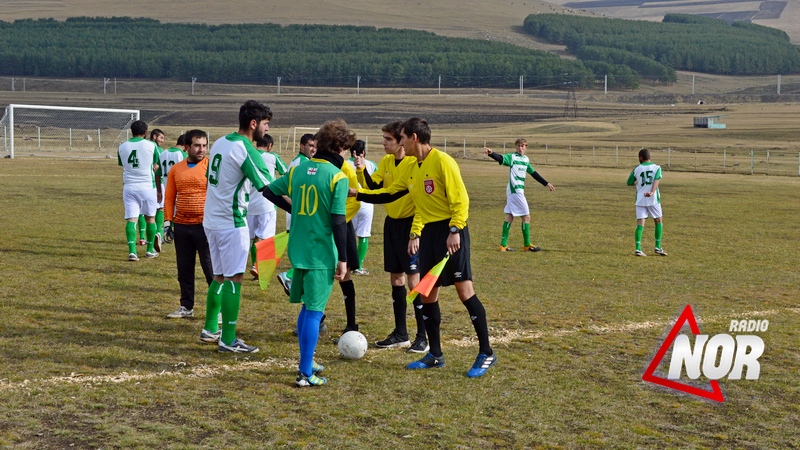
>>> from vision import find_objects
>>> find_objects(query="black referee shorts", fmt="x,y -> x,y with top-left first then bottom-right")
346,221 -> 359,271
383,216 -> 420,275
418,219 -> 472,287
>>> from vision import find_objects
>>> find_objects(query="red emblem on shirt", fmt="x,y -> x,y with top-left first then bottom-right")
307,167 -> 317,175
424,179 -> 434,194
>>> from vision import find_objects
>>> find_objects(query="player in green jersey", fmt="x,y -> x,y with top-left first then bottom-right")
484,138 -> 554,252
627,148 -> 667,257
277,133 -> 318,296
265,119 -> 352,387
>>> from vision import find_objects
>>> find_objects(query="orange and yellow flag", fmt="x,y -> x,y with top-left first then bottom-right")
255,231 -> 289,290
406,254 -> 450,304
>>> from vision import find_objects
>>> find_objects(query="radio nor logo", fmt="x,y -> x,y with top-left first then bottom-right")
642,305 -> 766,403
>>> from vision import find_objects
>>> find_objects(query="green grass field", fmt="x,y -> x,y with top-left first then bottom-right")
1,157 -> 799,448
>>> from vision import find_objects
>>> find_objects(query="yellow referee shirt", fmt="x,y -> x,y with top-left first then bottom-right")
357,154 -> 417,220
340,159 -> 361,222
358,148 -> 469,234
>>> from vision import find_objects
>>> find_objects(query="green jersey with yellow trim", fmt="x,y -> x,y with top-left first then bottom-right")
268,158 -> 348,269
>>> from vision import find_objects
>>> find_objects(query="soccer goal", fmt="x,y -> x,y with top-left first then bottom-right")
0,104 -> 140,159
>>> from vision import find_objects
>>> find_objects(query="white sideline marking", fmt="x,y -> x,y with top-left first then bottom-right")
1,308 -> 796,391
449,308 -> 796,347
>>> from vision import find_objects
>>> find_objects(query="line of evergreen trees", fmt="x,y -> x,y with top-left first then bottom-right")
0,17 -> 595,88
523,13 -> 800,80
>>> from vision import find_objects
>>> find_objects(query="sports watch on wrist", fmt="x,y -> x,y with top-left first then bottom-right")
409,232 -> 419,239
449,226 -> 460,234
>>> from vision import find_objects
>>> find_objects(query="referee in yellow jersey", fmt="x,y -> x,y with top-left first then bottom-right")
355,118 -> 496,378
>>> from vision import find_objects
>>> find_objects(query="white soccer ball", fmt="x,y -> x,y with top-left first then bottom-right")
337,331 -> 368,360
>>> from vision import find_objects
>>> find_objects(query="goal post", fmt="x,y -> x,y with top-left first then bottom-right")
0,104 -> 140,159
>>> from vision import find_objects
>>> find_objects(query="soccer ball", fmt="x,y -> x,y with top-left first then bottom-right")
337,331 -> 368,360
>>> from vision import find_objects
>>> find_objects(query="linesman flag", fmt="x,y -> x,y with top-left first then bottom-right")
255,231 -> 289,290
406,254 -> 451,304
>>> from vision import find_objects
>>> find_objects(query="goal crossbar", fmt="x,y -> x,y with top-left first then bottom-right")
1,104 -> 140,159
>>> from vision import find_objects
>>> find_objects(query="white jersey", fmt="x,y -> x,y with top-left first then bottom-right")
203,133 -> 271,230
247,150 -> 280,216
500,152 -> 535,193
118,137 -> 158,191
628,162 -> 662,207
159,147 -> 186,187
347,157 -> 377,180
288,153 -> 310,169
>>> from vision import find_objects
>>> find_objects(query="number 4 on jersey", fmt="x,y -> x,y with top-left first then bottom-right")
127,149 -> 139,168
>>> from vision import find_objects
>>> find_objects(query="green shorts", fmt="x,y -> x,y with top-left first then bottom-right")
289,268 -> 335,312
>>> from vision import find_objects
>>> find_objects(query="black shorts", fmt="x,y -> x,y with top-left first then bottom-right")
346,221 -> 359,271
383,216 -> 420,275
418,219 -> 472,287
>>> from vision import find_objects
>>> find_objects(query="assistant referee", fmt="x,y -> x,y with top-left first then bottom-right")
356,117 -> 496,378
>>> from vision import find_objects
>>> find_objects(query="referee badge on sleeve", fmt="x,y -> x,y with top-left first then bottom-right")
424,179 -> 435,194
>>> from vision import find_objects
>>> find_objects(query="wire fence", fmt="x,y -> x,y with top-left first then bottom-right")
8,74 -> 800,97
353,137 -> 800,177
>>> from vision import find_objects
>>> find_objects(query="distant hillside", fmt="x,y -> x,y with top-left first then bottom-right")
0,17 -> 592,88
524,13 -> 800,80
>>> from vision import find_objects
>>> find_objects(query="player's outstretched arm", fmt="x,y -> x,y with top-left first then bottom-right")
262,186 -> 292,213
485,148 -> 503,164
531,171 -> 554,191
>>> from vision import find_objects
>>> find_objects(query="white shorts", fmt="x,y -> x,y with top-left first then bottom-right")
503,188 -> 530,217
205,227 -> 250,277
247,210 -> 277,240
352,202 -> 374,237
636,204 -> 663,220
123,188 -> 157,219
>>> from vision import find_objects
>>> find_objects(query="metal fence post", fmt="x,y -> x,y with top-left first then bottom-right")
766,149 -> 770,175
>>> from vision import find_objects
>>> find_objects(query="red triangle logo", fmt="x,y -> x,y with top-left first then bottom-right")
642,304 -> 725,403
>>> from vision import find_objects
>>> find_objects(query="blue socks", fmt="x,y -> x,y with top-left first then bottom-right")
298,306 -> 324,376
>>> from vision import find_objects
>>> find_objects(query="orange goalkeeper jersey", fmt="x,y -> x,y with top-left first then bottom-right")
164,158 -> 209,225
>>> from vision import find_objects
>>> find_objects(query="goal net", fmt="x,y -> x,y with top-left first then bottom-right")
0,104 -> 140,159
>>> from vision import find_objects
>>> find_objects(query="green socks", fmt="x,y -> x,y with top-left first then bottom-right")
137,215 -> 146,240
204,280 -> 223,333
501,221 -> 511,247
635,225 -> 644,251
357,237 -> 369,270
155,209 -> 164,239
125,221 -> 137,253
521,223 -> 531,247
250,242 -> 258,267
287,268 -> 294,280
655,222 -> 663,249
220,281 -> 243,346
146,222 -> 157,252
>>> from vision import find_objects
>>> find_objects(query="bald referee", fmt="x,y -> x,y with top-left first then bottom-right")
355,117 -> 496,378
